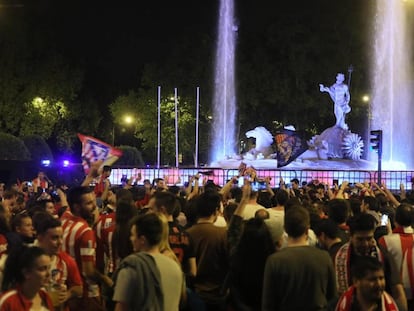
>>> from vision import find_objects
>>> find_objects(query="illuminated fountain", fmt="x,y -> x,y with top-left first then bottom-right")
209,0 -> 414,172
210,0 -> 237,163
370,0 -> 414,169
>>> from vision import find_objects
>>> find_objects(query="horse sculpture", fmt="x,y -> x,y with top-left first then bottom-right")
244,126 -> 274,160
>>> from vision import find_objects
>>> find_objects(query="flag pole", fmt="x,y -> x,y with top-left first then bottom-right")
175,88 -> 179,168
195,87 -> 200,167
157,86 -> 161,169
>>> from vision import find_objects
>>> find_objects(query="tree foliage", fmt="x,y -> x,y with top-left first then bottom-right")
115,145 -> 144,167
0,133 -> 31,161
0,7 -> 99,154
110,88 -> 201,166
21,134 -> 54,165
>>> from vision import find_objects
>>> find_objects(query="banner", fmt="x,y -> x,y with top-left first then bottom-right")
77,133 -> 123,174
275,129 -> 307,168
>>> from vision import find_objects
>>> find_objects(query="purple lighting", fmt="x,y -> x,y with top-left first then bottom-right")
210,0 -> 237,163
371,0 -> 414,169
41,159 -> 51,167
62,160 -> 70,167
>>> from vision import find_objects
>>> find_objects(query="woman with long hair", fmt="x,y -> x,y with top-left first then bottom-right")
0,245 -> 53,310
111,197 -> 137,265
157,212 -> 180,265
229,217 -> 275,310
227,183 -> 276,311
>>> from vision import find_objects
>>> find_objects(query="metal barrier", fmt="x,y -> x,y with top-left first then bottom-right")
109,167 -> 414,190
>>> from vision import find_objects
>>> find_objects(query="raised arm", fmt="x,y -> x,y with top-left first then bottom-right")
380,182 -> 400,208
265,177 -> 275,198
233,182 -> 251,218
220,176 -> 237,199
187,174 -> 200,201
335,180 -> 349,199
400,183 -> 406,201
81,160 -> 103,187
319,83 -> 334,100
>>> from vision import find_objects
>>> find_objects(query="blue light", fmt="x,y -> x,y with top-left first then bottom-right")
63,160 -> 70,167
41,159 -> 51,167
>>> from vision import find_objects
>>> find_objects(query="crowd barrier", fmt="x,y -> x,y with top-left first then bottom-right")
108,167 -> 414,191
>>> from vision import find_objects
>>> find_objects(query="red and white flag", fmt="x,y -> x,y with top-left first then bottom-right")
78,133 -> 123,174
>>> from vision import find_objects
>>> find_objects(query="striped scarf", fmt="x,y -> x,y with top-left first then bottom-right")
335,286 -> 399,311
335,242 -> 384,294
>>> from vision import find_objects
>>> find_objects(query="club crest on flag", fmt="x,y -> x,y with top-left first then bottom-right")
275,130 -> 307,168
78,133 -> 123,174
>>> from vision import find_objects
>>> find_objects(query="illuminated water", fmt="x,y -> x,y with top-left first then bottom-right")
210,0 -> 237,163
371,0 -> 414,169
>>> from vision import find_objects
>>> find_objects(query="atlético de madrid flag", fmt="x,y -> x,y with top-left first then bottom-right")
78,133 -> 123,174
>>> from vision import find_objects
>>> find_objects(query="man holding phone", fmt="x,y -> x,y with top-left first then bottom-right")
240,184 -> 266,220
32,171 -> 49,193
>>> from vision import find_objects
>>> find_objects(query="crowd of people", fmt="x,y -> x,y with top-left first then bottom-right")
0,161 -> 412,310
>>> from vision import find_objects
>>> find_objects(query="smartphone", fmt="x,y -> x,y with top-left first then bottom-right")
381,214 -> 389,226
257,181 -> 267,190
251,181 -> 259,192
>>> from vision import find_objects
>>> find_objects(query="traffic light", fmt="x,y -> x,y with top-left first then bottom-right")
370,130 -> 382,154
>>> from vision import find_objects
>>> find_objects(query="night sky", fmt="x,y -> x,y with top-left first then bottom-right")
0,0 -> 376,103
2,0 -> 218,101
2,0 -> 361,102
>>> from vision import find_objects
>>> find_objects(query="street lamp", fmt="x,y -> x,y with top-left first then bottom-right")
112,114 -> 134,145
124,115 -> 133,124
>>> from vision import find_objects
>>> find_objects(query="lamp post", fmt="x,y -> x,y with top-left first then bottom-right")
112,114 -> 134,146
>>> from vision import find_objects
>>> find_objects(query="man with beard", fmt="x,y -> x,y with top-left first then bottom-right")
61,186 -> 113,311
335,256 -> 398,311
334,213 -> 407,311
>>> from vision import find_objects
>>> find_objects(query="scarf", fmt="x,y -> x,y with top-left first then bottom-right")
335,243 -> 384,294
335,286 -> 399,311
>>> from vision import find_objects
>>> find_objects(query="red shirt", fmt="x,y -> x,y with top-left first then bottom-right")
60,211 -> 99,298
48,251 -> 83,311
0,288 -> 54,311
93,176 -> 108,198
94,212 -> 116,274
135,193 -> 151,209
0,234 -> 7,257
32,177 -> 48,190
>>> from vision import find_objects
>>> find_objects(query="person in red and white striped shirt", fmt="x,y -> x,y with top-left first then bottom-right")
60,186 -> 112,311
94,199 -> 116,311
35,213 -> 83,311
379,203 -> 414,309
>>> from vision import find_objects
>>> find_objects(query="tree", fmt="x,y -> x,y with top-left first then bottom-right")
0,6 -> 99,154
110,88 -> 200,166
0,133 -> 30,161
21,134 -> 54,166
115,145 -> 144,166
